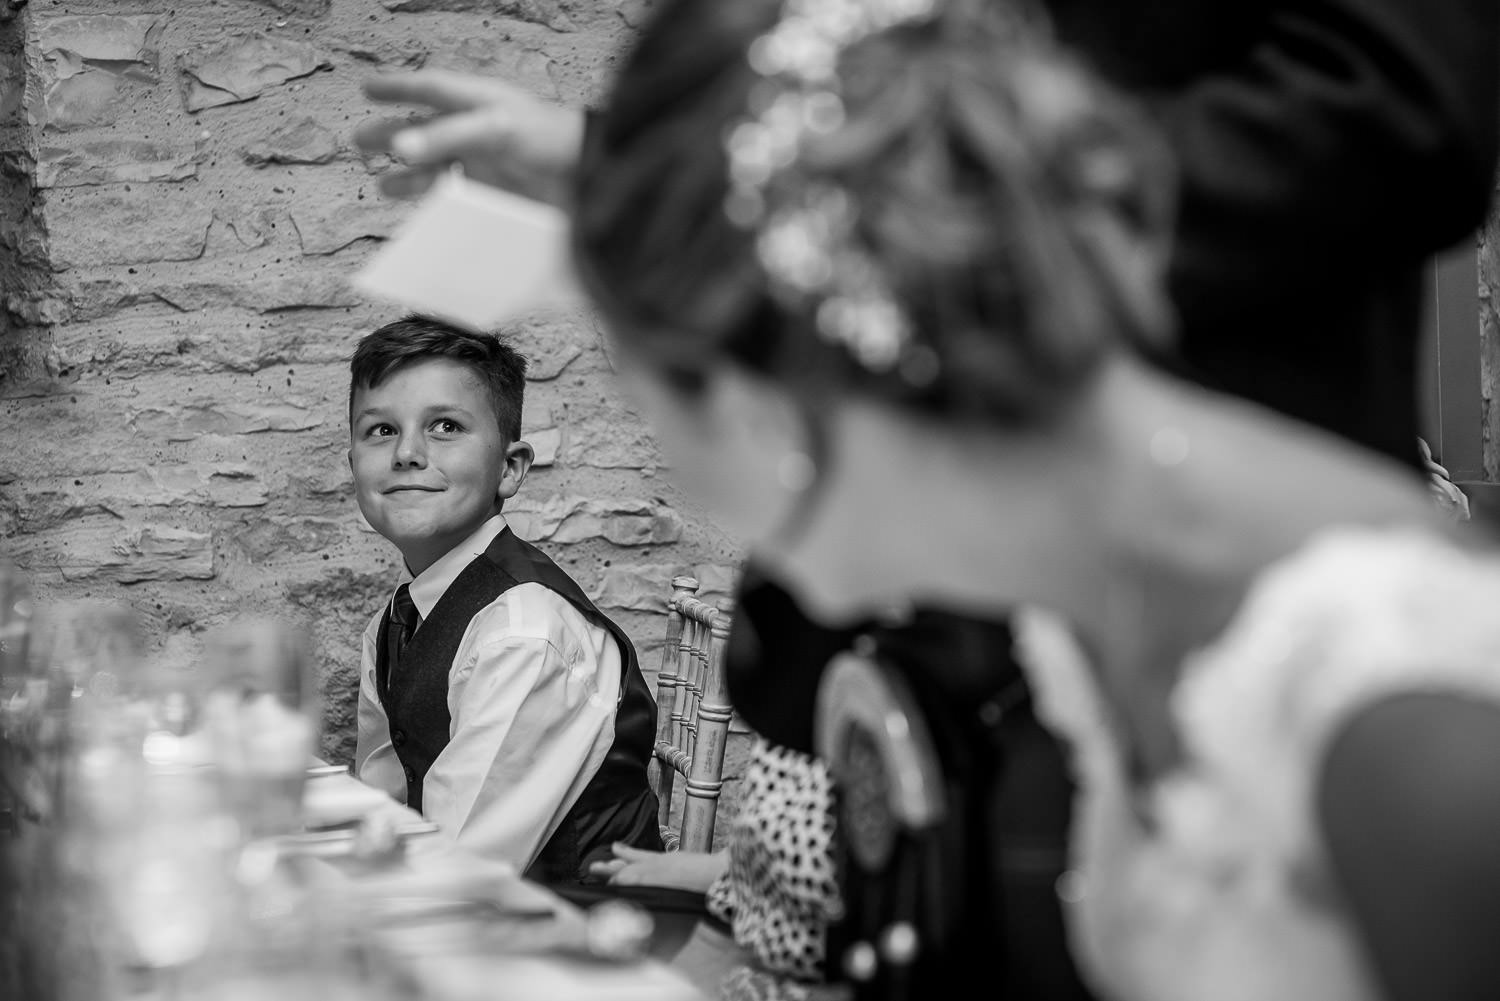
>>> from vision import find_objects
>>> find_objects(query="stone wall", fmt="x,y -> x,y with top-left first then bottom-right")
1481,188 -> 1500,480
0,0 -> 747,823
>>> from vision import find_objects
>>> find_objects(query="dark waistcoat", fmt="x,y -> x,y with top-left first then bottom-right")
376,526 -> 662,882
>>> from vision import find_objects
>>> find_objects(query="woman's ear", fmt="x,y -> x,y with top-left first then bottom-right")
498,439 -> 535,501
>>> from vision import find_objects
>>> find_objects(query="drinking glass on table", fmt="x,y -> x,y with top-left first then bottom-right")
28,601 -> 234,990
201,618 -> 320,840
0,563 -> 38,831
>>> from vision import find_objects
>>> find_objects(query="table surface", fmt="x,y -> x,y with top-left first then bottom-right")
301,763 -> 703,1001
114,764 -> 702,1001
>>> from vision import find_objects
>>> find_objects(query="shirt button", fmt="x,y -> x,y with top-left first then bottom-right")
391,729 -> 406,747
403,765 -> 416,784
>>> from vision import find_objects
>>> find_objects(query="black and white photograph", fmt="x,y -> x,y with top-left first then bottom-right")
2,1 -> 1498,999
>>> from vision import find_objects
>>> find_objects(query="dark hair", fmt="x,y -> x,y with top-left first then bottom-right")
573,0 -> 1174,424
349,315 -> 528,441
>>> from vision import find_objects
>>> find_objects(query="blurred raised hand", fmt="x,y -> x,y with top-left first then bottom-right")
588,843 -> 729,892
355,70 -> 585,207
1417,437 -> 1471,521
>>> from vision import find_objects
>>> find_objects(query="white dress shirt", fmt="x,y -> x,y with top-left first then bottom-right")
354,515 -> 621,870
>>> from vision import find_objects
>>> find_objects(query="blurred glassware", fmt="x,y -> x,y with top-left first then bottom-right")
202,618 -> 321,840
5,596 -> 368,1000
7,596 -> 160,1001
190,837 -> 370,1001
0,561 -> 41,1001
0,561 -> 37,832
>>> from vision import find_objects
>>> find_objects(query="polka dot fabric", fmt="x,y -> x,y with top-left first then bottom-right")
707,740 -> 843,984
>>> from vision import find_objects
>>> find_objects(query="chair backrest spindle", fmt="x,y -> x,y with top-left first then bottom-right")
651,575 -> 699,835
651,583 -> 735,853
680,599 -> 734,853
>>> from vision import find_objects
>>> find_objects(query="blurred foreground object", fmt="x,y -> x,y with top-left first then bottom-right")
355,70 -> 584,206
2,595 -> 143,1001
350,172 -> 575,330
3,602 -> 361,1000
0,562 -> 45,1000
203,618 -> 320,839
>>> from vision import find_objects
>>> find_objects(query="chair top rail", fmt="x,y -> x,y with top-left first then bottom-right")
674,595 -> 719,628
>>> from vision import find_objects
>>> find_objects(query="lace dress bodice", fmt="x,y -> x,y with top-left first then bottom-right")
1014,528 -> 1500,1001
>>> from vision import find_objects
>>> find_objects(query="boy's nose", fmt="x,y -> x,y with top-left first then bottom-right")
392,434 -> 427,468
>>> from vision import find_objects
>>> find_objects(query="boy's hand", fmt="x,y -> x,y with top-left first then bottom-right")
355,70 -> 585,208
588,843 -> 729,893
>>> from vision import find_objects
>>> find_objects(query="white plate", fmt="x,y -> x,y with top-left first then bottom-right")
302,775 -> 393,828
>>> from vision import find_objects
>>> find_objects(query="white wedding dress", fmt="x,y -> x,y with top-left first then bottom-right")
1014,527 -> 1500,1001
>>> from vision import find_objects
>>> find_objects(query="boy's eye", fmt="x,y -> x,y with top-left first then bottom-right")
431,418 -> 464,435
364,423 -> 396,438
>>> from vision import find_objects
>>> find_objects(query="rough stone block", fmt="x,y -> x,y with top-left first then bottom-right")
246,0 -> 333,15
428,38 -> 558,99
179,34 -> 329,112
128,400 -> 324,441
603,504 -> 683,546
286,565 -> 394,618
0,494 -> 18,537
527,426 -> 561,467
618,0 -> 655,28
41,72 -> 137,132
255,272 -> 364,311
508,495 -> 683,546
564,400 -> 661,469
36,521 -> 216,583
19,466 -> 268,530
55,277 -> 140,322
36,13 -> 165,130
141,321 -> 360,374
214,207 -> 279,250
49,314 -> 345,382
37,141 -> 198,188
499,311 -> 586,380
381,0 -> 575,32
150,280 -> 252,312
231,515 -> 347,564
38,14 -> 163,71
61,465 -> 265,509
323,33 -> 428,69
594,563 -> 678,612
0,59 -> 23,125
4,292 -> 73,326
290,196 -> 405,255
46,189 -> 212,268
287,466 -> 353,499
243,117 -> 339,166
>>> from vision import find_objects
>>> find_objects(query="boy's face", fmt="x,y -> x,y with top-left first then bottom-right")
349,358 -> 531,575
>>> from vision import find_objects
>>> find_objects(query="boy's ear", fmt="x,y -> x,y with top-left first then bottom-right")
498,439 -> 534,501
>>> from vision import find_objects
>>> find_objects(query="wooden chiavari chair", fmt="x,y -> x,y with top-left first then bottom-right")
650,576 -> 734,853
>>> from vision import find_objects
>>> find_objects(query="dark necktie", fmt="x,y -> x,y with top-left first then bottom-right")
387,583 -> 421,679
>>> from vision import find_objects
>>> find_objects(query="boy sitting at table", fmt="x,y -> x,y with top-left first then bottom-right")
348,315 -> 662,881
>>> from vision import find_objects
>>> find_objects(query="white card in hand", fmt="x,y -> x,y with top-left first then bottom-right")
351,173 -> 577,331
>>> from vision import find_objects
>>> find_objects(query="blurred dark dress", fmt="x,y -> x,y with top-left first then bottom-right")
728,564 -> 1095,1001
1041,0 -> 1500,468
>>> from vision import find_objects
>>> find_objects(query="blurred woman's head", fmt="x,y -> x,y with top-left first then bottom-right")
573,0 -> 1174,545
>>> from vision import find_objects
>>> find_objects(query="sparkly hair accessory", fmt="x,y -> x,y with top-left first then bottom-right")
724,0 -> 939,379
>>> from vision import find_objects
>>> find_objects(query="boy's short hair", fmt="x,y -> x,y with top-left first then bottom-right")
349,315 -> 528,441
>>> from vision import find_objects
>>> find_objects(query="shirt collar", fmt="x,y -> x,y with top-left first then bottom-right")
403,514 -> 509,620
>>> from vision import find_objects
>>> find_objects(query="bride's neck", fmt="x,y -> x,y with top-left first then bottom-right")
759,357 -> 1201,634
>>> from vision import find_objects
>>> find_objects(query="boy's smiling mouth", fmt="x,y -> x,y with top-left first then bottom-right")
383,484 -> 444,494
